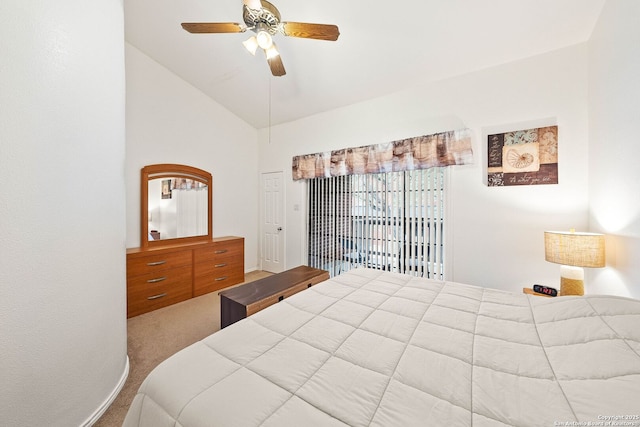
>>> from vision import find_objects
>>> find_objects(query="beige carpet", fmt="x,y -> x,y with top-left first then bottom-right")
95,270 -> 272,426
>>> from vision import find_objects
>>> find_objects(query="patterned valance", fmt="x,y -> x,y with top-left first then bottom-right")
292,129 -> 473,180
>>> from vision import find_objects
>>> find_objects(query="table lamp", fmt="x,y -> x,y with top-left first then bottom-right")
544,230 -> 605,296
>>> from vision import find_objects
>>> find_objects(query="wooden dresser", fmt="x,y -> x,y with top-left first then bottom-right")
126,236 -> 244,317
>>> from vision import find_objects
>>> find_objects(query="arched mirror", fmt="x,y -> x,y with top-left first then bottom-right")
141,164 -> 212,249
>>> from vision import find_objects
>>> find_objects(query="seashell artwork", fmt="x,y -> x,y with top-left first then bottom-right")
506,148 -> 535,169
501,142 -> 539,173
487,125 -> 558,186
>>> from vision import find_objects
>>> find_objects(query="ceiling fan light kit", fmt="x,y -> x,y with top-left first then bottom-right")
181,0 -> 340,76
255,28 -> 273,49
265,44 -> 280,59
242,36 -> 259,55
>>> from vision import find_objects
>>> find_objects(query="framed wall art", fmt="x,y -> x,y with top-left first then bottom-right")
161,179 -> 172,199
487,125 -> 558,186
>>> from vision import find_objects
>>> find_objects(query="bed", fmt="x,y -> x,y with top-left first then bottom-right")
123,268 -> 640,426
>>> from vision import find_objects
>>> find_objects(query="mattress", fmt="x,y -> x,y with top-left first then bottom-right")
123,268 -> 640,426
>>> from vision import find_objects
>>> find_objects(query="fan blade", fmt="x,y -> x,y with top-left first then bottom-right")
267,53 -> 286,77
181,22 -> 245,34
282,22 -> 340,41
243,0 -> 262,10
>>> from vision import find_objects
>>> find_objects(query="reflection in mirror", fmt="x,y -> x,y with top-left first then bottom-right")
141,164 -> 213,249
147,178 -> 208,241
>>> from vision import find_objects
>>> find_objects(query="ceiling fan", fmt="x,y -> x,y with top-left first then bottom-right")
181,0 -> 340,77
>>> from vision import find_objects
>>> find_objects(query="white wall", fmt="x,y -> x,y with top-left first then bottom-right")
258,44 -> 591,293
0,1 -> 128,425
125,3 -> 640,299
125,44 -> 260,271
588,0 -> 640,299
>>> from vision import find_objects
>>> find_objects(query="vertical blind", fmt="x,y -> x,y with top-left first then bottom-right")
308,168 -> 447,279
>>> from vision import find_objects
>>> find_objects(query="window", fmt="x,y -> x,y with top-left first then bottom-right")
308,168 -> 447,279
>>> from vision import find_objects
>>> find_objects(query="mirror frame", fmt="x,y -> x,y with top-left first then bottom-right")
141,164 -> 213,249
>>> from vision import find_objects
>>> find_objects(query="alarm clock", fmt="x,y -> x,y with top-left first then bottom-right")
533,284 -> 558,297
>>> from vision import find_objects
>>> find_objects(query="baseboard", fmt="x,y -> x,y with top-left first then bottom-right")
82,355 -> 130,426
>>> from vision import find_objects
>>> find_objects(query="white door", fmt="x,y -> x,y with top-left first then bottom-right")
261,171 -> 285,273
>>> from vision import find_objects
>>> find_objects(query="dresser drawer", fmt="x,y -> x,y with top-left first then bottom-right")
193,254 -> 242,279
193,238 -> 244,296
127,250 -> 192,279
127,265 -> 192,317
193,240 -> 243,263
193,269 -> 245,296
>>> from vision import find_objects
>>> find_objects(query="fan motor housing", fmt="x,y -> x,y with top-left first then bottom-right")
243,0 -> 281,34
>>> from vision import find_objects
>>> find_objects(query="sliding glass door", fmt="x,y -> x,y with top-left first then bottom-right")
308,168 -> 447,279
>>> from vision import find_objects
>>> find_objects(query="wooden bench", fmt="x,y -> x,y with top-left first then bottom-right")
219,265 -> 329,328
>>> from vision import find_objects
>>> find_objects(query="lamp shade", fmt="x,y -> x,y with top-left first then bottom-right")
265,44 -> 280,59
544,231 -> 605,268
242,36 -> 259,55
256,30 -> 273,49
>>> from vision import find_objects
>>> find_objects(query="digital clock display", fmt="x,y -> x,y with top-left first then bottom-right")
533,284 -> 558,297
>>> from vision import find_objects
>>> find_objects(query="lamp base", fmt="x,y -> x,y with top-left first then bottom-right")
560,277 -> 584,296
559,265 -> 585,296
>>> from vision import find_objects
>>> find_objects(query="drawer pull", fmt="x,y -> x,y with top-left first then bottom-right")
278,295 -> 284,302
147,293 -> 167,300
146,260 -> 167,266
214,250 -> 228,254
214,263 -> 227,268
147,276 -> 167,283
215,276 -> 228,281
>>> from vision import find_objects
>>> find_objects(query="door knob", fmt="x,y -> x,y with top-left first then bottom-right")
277,227 -> 283,231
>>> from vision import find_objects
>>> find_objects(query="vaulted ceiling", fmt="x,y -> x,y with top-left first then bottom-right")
125,0 -> 606,129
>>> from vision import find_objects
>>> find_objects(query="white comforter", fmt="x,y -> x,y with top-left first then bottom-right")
123,268 -> 640,426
